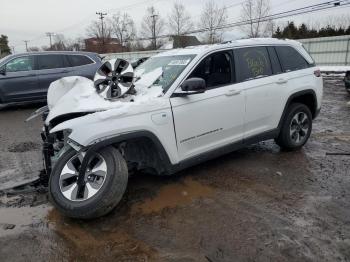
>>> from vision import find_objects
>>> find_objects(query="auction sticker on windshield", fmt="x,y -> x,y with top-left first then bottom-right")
168,59 -> 191,66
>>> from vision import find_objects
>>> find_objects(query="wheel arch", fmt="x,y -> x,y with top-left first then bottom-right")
80,130 -> 174,176
278,89 -> 317,130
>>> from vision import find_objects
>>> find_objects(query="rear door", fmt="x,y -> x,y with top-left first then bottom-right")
36,54 -> 69,99
65,54 -> 98,79
170,50 -> 246,161
0,55 -> 39,102
234,46 -> 287,138
275,45 -> 314,97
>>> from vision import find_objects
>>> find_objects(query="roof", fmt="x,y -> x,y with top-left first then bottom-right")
4,51 -> 98,58
155,38 -> 304,57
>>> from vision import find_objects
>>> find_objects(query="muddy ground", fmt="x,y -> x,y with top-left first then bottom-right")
0,77 -> 349,262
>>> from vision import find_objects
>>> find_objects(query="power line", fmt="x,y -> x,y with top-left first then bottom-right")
134,0 -> 350,41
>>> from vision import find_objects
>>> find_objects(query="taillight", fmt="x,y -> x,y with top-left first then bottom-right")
314,69 -> 321,77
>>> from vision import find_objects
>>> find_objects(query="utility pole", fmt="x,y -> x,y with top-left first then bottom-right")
96,12 -> 107,45
150,13 -> 158,50
46,32 -> 55,50
23,40 -> 29,52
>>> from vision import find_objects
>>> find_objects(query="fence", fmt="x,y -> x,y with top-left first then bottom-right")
299,35 -> 350,66
102,50 -> 164,61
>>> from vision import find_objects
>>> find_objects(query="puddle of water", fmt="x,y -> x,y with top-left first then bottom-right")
46,209 -> 157,261
131,177 -> 214,214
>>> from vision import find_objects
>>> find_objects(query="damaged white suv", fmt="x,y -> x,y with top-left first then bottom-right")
34,38 -> 323,219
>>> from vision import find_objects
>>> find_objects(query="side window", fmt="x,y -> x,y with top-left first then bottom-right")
275,46 -> 309,72
189,51 -> 233,89
6,56 -> 34,72
67,55 -> 94,67
267,46 -> 282,74
235,47 -> 272,82
37,55 -> 65,70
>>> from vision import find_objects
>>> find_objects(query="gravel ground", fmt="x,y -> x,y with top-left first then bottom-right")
0,78 -> 349,262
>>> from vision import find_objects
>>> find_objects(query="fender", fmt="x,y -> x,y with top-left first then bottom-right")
277,89 -> 318,130
77,130 -> 174,178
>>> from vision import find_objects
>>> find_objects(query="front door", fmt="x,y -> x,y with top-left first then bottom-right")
36,54 -> 69,99
0,55 -> 39,102
170,51 -> 245,161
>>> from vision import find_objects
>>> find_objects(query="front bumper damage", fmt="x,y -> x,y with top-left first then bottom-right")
41,125 -> 54,177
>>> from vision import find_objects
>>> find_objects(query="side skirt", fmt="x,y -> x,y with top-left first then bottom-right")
170,129 -> 279,174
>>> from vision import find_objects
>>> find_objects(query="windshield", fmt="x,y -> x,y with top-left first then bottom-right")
134,55 -> 196,92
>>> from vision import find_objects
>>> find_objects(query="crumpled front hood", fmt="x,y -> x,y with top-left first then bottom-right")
45,68 -> 164,125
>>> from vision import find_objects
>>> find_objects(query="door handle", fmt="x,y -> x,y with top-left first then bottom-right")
276,78 -> 288,84
226,89 -> 241,96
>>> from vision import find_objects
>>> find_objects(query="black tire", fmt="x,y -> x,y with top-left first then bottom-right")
49,146 -> 128,219
275,103 -> 313,150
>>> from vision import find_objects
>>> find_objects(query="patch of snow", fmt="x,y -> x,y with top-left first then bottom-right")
320,66 -> 350,73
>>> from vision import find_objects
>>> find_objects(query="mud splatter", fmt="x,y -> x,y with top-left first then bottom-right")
8,142 -> 41,153
47,209 -> 157,261
131,177 -> 214,214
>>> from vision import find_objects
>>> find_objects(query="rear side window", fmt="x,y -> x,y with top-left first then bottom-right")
37,55 -> 65,70
67,55 -> 94,67
275,46 -> 309,72
267,46 -> 282,75
235,47 -> 272,82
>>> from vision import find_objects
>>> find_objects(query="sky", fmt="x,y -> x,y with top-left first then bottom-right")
0,0 -> 349,53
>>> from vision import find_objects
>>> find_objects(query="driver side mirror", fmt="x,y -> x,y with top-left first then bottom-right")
173,78 -> 206,97
0,66 -> 6,75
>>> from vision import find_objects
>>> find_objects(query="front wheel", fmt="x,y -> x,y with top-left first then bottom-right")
275,103 -> 313,150
49,146 -> 128,219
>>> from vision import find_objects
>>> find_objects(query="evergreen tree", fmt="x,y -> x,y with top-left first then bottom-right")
0,35 -> 11,57
273,26 -> 283,38
298,23 -> 308,39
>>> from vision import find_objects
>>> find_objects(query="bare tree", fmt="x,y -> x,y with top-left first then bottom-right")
240,0 -> 272,38
168,1 -> 193,36
200,1 -> 228,44
86,20 -> 112,39
28,47 -> 39,52
110,12 -> 136,51
141,6 -> 165,49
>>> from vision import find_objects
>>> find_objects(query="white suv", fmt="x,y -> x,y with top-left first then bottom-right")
36,38 -> 323,219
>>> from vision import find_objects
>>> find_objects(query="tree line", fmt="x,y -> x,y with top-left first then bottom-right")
273,21 -> 350,39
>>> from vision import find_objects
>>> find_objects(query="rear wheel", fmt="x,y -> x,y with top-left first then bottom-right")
49,146 -> 128,219
275,103 -> 312,150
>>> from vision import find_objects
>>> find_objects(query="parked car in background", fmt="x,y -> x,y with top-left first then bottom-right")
0,51 -> 102,107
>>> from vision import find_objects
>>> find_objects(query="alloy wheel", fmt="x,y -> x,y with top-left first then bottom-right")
59,152 -> 107,202
289,112 -> 310,145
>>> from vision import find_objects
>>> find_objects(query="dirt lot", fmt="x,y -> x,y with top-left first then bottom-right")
0,77 -> 349,262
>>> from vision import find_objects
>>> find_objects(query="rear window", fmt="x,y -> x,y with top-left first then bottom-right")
275,46 -> 309,72
235,47 -> 272,82
37,55 -> 65,70
67,55 -> 94,67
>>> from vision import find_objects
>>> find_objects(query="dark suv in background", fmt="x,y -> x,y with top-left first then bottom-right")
0,51 -> 102,106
